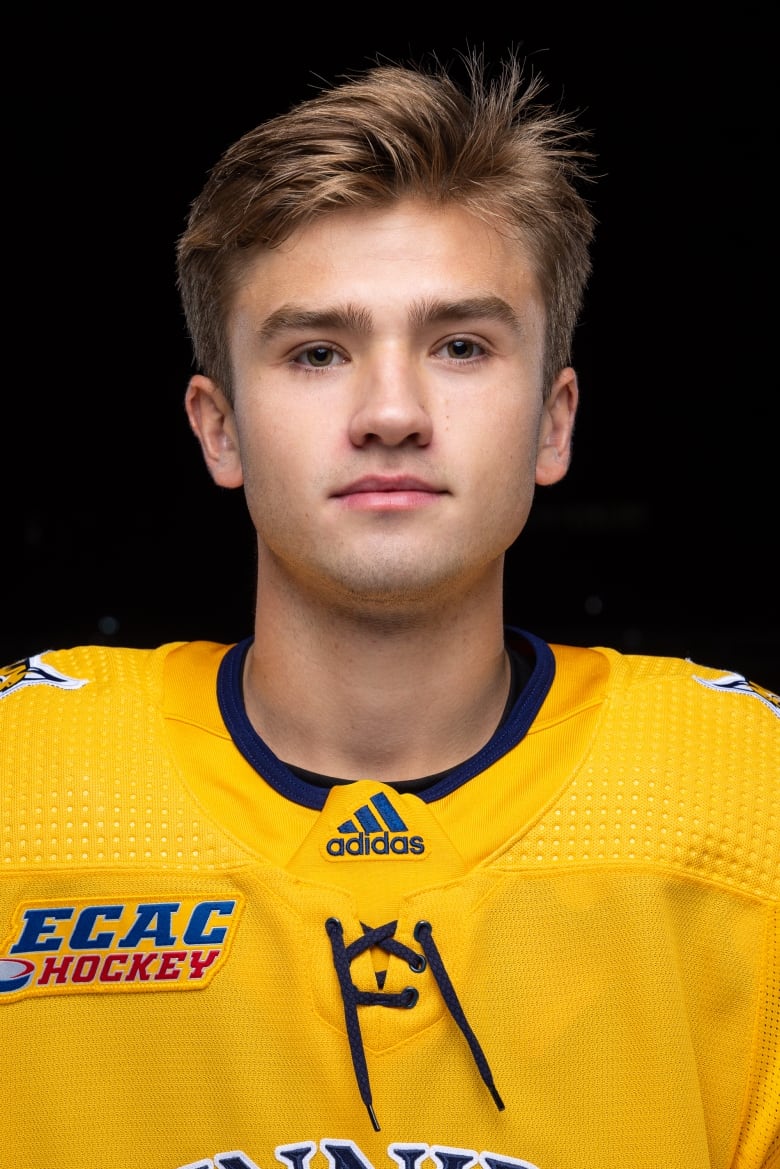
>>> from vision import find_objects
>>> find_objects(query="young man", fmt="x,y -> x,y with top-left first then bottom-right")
1,53 -> 778,1169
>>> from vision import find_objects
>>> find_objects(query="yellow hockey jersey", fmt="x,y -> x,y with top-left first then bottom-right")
1,632 -> 778,1169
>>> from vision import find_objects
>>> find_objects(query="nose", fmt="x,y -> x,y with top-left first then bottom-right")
347,355 -> 433,449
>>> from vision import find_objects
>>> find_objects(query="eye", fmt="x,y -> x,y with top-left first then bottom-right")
292,344 -> 346,369
435,338 -> 486,361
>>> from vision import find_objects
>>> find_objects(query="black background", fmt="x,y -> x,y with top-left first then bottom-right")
6,9 -> 778,690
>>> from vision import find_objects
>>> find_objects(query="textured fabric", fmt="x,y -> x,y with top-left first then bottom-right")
1,638 -> 778,1169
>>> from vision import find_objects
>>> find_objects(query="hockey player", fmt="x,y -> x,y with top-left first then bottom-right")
2,51 -> 778,1169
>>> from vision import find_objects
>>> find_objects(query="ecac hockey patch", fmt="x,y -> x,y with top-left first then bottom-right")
0,895 -> 244,1001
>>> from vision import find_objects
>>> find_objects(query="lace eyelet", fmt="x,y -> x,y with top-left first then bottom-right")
413,919 -> 432,942
399,986 -> 419,1008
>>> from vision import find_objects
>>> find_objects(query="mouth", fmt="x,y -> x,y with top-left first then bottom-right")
332,475 -> 447,511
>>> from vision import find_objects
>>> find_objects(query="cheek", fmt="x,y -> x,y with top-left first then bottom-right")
233,421 -> 285,518
235,400 -> 292,477
235,412 -> 327,537
478,415 -> 541,520
472,409 -> 541,480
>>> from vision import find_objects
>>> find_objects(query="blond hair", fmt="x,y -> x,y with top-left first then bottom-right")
176,51 -> 596,399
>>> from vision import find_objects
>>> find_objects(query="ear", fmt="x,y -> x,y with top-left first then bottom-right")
535,367 -> 579,486
184,375 -> 244,489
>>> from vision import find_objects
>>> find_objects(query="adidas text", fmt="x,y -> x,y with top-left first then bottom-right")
326,831 -> 425,857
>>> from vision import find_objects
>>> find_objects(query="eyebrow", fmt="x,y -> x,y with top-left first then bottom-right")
257,304 -> 373,342
409,295 -> 523,333
256,295 -> 523,342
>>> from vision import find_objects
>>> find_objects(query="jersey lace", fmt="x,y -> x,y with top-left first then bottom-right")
325,917 -> 505,1130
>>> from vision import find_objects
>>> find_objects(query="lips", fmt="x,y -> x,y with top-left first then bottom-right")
331,475 -> 446,511
332,475 -> 443,497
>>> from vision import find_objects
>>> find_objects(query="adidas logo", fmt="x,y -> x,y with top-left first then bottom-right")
325,791 -> 425,857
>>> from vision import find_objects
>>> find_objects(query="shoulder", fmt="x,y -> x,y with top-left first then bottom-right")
571,644 -> 780,781
606,646 -> 779,726
1,641 -> 242,874
552,641 -> 779,724
0,640 -> 232,732
547,643 -> 779,899
1,643 -> 181,708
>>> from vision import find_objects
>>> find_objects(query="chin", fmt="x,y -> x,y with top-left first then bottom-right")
318,553 -> 495,620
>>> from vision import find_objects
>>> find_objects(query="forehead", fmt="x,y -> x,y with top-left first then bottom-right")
229,199 -> 545,329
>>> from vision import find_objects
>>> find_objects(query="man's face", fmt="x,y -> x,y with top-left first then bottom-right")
187,199 -> 577,617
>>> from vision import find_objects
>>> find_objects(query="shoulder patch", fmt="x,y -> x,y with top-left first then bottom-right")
0,895 -> 244,1001
692,670 -> 780,718
0,652 -> 89,699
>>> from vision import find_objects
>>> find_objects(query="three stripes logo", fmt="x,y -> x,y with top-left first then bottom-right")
325,791 -> 425,858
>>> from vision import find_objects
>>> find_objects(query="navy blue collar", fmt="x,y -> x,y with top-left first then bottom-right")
216,627 -> 555,811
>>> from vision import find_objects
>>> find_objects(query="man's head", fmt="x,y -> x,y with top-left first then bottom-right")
176,51 -> 596,403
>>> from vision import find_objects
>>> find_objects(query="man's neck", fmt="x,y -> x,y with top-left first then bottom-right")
242,577 -> 510,784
